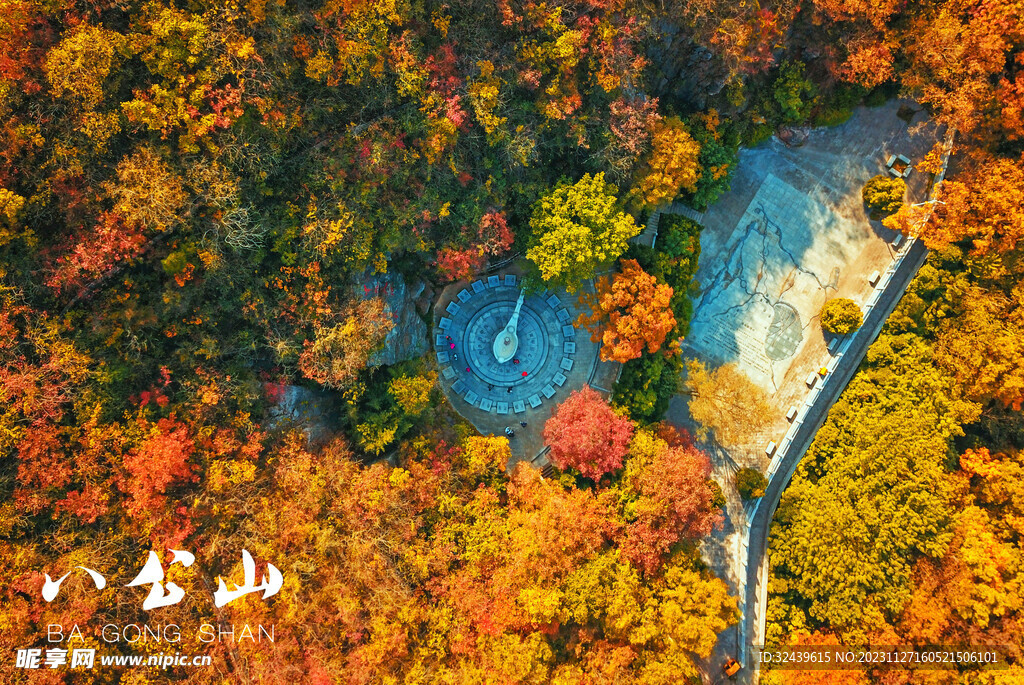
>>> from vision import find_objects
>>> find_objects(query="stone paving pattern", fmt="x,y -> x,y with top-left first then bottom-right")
681,101 -> 940,406
434,272 -> 601,466
671,101 -> 942,473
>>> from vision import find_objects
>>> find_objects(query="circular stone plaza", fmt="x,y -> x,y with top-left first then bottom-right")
433,272 -> 601,463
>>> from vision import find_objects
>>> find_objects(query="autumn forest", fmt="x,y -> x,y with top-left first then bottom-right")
1,0 -> 1023,683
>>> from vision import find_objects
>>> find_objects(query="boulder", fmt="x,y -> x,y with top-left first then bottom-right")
778,126 -> 810,148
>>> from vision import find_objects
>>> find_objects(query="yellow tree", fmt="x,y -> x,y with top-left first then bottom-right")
527,173 -> 641,292
0,187 -> 27,247
633,116 -> 702,208
44,24 -> 126,108
298,298 -> 394,390
461,435 -> 512,476
934,285 -> 1024,410
634,564 -> 738,681
683,359 -> 773,447
388,372 -> 436,414
577,259 -> 677,363
104,146 -> 189,232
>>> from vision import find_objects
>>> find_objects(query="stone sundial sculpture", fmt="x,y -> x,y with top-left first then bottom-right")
492,291 -> 525,363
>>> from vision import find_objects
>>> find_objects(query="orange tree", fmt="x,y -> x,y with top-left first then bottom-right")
576,259 -> 677,363
611,215 -> 702,424
631,116 -> 702,209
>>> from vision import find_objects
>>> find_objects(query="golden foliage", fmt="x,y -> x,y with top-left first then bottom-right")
388,372 -> 436,414
633,117 -> 702,208
683,359 -> 773,447
527,173 -> 641,292
45,24 -> 126,107
298,297 -> 395,390
104,146 -> 188,232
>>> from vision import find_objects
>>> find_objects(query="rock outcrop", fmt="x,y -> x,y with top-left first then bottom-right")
266,384 -> 337,447
358,270 -> 429,367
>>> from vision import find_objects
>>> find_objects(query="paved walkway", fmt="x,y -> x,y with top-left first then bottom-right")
642,204 -> 705,249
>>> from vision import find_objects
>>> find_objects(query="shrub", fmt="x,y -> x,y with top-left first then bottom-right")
657,214 -> 702,339
613,353 -> 681,424
708,478 -> 727,510
820,297 -> 863,335
827,83 -> 866,112
743,121 -> 775,148
658,214 -> 702,266
772,60 -> 818,124
813,107 -> 853,128
862,174 -> 906,217
865,81 -> 899,107
689,134 -> 737,209
736,467 -> 768,500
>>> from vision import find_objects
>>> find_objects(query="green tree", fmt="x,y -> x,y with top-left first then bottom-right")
687,112 -> 738,210
773,60 -> 819,124
613,354 -> 681,424
820,297 -> 863,335
736,467 -> 768,500
527,173 -> 641,293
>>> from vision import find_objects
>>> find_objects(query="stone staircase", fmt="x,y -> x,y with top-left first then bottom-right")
667,202 -> 705,224
633,203 -> 705,249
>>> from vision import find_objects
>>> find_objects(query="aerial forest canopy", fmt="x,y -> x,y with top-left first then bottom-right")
1,0 -> 1024,682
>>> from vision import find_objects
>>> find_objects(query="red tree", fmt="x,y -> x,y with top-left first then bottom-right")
47,212 -> 147,296
436,246 -> 486,282
620,440 -> 722,574
477,210 -> 513,255
121,417 -> 197,518
543,385 -> 634,479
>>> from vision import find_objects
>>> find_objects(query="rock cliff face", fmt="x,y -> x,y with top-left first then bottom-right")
359,270 -> 429,367
645,20 -> 729,110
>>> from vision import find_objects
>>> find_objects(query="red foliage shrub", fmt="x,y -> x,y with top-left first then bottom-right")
436,246 -> 486,282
